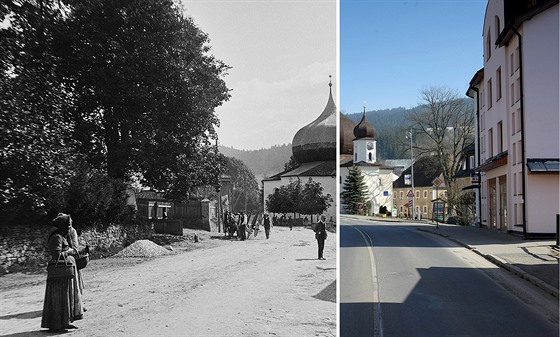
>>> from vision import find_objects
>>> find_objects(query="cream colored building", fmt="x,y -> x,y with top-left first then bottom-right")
467,0 -> 559,236
339,111 -> 395,216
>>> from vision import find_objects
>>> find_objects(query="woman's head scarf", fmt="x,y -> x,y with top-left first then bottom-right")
52,213 -> 72,229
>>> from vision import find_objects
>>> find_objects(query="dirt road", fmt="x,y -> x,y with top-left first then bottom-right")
0,226 -> 336,337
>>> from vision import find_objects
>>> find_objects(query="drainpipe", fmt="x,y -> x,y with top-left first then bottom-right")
512,26 -> 527,239
472,86 -> 482,227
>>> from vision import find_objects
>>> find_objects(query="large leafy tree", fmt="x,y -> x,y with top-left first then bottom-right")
54,0 -> 230,195
266,178 -> 332,218
341,166 -> 367,215
1,0 -> 77,224
299,178 -> 332,218
407,86 -> 475,214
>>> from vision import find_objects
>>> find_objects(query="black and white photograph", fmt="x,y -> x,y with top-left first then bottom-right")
1,0 -> 336,336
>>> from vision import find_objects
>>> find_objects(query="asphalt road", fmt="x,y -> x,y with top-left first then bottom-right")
339,216 -> 559,337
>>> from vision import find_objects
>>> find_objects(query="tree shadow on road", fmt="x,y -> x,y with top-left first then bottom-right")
0,310 -> 42,320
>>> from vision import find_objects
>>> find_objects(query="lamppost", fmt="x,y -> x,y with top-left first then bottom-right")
407,130 -> 415,220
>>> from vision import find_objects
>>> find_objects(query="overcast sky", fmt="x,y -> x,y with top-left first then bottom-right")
182,0 -> 337,150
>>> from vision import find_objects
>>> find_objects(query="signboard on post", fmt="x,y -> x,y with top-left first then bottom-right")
407,190 -> 414,198
404,174 -> 412,185
432,177 -> 443,188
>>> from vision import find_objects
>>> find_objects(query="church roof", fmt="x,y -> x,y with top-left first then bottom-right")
292,80 -> 337,164
353,109 -> 376,140
340,113 -> 357,154
281,161 -> 336,178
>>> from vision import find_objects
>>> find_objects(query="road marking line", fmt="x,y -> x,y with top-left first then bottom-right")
350,225 -> 384,337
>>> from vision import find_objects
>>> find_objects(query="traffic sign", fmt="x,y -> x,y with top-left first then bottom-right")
432,177 -> 443,187
407,190 -> 414,197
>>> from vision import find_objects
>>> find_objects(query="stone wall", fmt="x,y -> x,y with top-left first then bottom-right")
0,222 -> 153,273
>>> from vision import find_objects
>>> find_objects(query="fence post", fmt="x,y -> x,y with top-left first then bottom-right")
556,214 -> 560,247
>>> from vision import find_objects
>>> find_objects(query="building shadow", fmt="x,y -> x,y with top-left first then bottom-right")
313,280 -> 336,303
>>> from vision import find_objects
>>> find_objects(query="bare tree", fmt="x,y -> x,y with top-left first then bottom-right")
407,86 -> 475,215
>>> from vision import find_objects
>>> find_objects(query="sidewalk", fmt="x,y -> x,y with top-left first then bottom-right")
417,222 -> 559,298
357,215 -> 559,298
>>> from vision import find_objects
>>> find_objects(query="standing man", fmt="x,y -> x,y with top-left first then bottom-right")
263,214 -> 271,239
314,215 -> 327,260
239,212 -> 247,241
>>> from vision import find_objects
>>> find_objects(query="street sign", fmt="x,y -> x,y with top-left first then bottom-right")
407,190 -> 414,198
432,177 -> 443,187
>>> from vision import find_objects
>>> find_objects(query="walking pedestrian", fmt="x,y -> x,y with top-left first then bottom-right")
41,213 -> 84,332
263,214 -> 271,239
314,215 -> 327,260
239,212 -> 247,241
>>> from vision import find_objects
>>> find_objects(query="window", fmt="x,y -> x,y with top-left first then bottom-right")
495,16 -> 501,40
416,190 -> 420,199
513,173 -> 517,195
510,53 -> 514,75
469,155 -> 475,169
487,79 -> 493,108
518,141 -> 523,164
497,121 -> 503,153
511,111 -> 515,135
354,153 -> 357,161
400,191 -> 403,200
486,28 -> 492,60
488,128 -> 494,157
515,47 -> 520,70
512,142 -> 516,165
369,153 -> 372,161
515,78 -> 521,102
516,108 -> 521,133
496,67 -> 502,101
423,205 -> 428,214
510,82 -> 515,106
423,190 -> 428,199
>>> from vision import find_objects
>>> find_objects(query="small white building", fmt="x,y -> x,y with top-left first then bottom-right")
466,0 -> 559,236
339,110 -> 395,216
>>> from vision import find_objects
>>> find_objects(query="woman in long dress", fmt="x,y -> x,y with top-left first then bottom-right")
67,224 -> 85,296
41,213 -> 84,332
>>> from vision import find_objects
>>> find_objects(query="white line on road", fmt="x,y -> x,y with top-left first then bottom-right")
349,225 -> 384,337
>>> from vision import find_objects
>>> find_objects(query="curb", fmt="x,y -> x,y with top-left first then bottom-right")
418,228 -> 559,299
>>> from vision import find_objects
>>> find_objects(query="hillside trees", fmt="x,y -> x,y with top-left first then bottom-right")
225,157 -> 260,213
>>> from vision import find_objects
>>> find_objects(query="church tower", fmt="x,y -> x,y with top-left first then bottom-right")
353,104 -> 377,164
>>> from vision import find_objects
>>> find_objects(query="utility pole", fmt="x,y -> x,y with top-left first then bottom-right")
408,130 -> 415,220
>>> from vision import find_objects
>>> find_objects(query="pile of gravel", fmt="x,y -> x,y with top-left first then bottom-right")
113,240 -> 173,258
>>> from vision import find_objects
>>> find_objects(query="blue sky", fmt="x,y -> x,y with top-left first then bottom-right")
341,0 -> 488,115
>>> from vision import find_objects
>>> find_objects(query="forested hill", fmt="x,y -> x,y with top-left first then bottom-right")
219,144 -> 292,181
345,106 -> 412,160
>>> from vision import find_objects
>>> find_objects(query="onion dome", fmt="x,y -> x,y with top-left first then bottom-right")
340,113 -> 357,154
353,106 -> 376,140
292,78 -> 337,163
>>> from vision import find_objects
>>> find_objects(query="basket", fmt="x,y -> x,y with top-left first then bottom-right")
76,253 -> 89,270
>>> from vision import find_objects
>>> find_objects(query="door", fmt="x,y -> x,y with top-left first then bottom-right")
499,176 -> 507,230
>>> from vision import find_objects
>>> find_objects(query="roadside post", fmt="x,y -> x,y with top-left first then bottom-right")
556,214 -> 560,247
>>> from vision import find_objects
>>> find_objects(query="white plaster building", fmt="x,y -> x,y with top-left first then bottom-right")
466,0 -> 559,236
340,110 -> 395,215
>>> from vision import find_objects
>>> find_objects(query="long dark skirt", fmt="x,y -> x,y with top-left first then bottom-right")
41,257 -> 83,330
